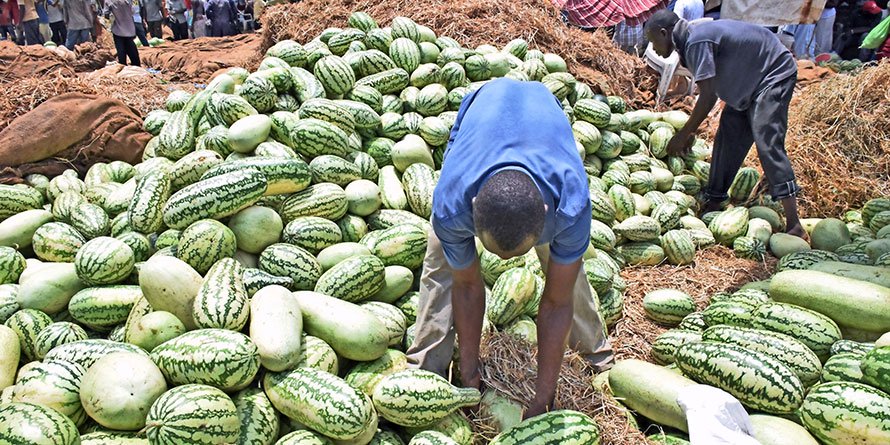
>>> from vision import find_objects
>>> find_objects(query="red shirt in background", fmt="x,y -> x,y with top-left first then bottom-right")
0,0 -> 21,26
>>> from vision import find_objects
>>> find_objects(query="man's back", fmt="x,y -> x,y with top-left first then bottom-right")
64,0 -> 93,30
432,78 -> 590,269
678,19 -> 797,110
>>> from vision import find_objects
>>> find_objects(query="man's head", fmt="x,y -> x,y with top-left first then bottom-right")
473,169 -> 545,259
644,9 -> 681,58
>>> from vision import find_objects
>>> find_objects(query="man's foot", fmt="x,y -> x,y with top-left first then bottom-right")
700,200 -> 723,216
786,224 -> 809,242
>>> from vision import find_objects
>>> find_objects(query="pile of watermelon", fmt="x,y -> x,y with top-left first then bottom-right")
1,10 -> 889,445
618,199 -> 890,444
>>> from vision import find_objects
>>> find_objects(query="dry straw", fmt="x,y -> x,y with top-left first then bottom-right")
477,332 -> 649,445
783,60 -> 890,216
258,0 -> 653,103
614,245 -> 776,361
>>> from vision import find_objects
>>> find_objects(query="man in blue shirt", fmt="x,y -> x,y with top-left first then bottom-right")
645,10 -> 806,238
406,78 -> 613,419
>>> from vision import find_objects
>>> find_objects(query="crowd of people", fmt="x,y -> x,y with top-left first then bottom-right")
571,0 -> 890,62
0,0 -> 257,56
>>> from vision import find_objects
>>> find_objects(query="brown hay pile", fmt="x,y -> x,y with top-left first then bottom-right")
259,0 -> 652,102
614,246 -> 776,361
783,60 -> 890,216
0,71 -> 194,132
139,34 -> 262,82
477,332 -> 649,445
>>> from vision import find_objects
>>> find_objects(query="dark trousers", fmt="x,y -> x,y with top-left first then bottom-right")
0,25 -> 14,41
113,34 -> 141,66
147,20 -> 163,38
169,21 -> 188,40
134,22 -> 149,46
49,20 -> 66,45
23,19 -> 43,45
707,75 -> 800,202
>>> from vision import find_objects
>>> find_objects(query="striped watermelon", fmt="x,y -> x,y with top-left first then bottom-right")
402,163 -> 436,218
202,157 -> 311,196
372,369 -> 481,427
278,183 -> 349,222
282,216 -> 343,254
799,381 -> 890,445
360,301 -> 408,347
145,384 -> 240,445
0,402 -> 79,445
68,285 -> 142,331
860,346 -> 890,393
315,255 -> 386,303
643,289 -> 696,325
661,230 -> 696,265
371,224 -> 428,270
751,302 -> 842,360
70,202 -> 110,239
298,334 -> 339,374
175,219 -> 237,274
258,243 -> 323,290
12,359 -> 86,420
6,308 -> 52,361
822,353 -> 864,383
193,258 -> 249,331
674,341 -> 804,414
489,410 -> 600,445
702,325 -> 822,387
487,267 -> 537,327
42,339 -> 149,369
651,329 -> 702,365
264,366 -> 377,440
150,328 -> 260,391
163,169 -> 268,230
233,387 -> 280,445
32,321 -> 88,360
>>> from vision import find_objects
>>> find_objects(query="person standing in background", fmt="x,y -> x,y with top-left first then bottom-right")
46,0 -> 65,44
103,0 -> 139,65
131,0 -> 147,45
673,0 -> 704,21
814,0 -> 838,56
62,0 -> 92,49
205,0 -> 235,37
164,0 -> 187,39
36,0 -> 51,41
19,0 -> 44,44
0,0 -> 21,42
143,0 -> 160,38
612,19 -> 645,54
190,0 -> 204,38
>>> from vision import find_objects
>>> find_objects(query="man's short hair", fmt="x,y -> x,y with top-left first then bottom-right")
473,169 -> 545,253
645,9 -> 681,34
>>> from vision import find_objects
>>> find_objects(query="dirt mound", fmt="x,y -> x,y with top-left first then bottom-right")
259,0 -> 653,103
139,34 -> 262,82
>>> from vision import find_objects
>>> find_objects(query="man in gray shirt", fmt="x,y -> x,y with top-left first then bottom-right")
103,0 -> 139,65
143,0 -> 162,38
645,10 -> 805,239
62,0 -> 93,49
164,0 -> 186,40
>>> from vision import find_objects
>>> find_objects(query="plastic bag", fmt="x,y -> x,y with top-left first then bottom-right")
676,385 -> 762,445
862,15 -> 890,50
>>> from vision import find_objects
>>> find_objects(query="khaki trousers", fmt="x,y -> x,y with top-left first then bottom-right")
406,230 -> 614,377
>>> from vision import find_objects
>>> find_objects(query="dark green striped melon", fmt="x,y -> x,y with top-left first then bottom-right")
258,243 -> 323,290
175,219 -> 238,274
74,237 -> 135,286
315,255 -> 386,303
150,329 -> 260,391
0,402 -> 79,445
145,384 -> 240,445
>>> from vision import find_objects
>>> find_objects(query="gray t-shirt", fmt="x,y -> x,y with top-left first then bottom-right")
104,0 -> 135,37
165,0 -> 186,23
63,0 -> 94,30
46,0 -> 64,23
674,19 -> 797,111
144,0 -> 162,22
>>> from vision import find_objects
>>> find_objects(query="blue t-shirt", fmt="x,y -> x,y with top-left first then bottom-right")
432,78 -> 591,270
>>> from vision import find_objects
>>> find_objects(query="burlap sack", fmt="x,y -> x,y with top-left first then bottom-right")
0,93 -> 150,182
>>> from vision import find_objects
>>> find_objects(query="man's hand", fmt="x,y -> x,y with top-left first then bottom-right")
666,130 -> 694,157
526,258 -> 580,420
451,259 -> 486,392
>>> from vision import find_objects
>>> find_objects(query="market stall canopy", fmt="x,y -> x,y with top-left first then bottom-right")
712,0 -> 827,25
554,0 -> 671,28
